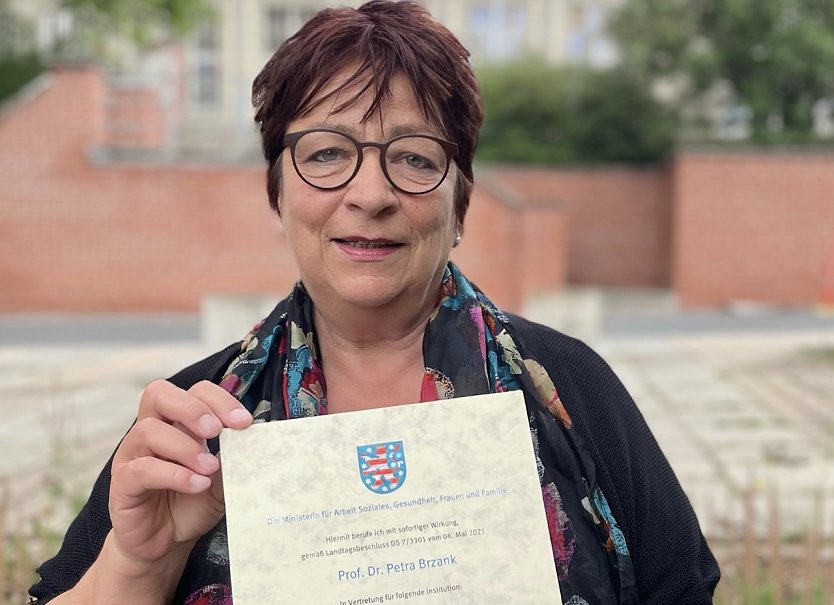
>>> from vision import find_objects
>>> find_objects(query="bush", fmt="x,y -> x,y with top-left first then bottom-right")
476,59 -> 674,165
0,51 -> 44,104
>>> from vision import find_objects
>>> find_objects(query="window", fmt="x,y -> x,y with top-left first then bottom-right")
196,20 -> 219,51
190,21 -> 220,107
264,6 -> 316,51
467,1 -> 528,62
35,9 -> 74,53
566,2 -> 618,67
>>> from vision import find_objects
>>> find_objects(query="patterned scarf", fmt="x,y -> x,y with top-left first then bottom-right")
181,263 -> 637,605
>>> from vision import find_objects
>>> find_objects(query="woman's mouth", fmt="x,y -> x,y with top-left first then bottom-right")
334,238 -> 401,249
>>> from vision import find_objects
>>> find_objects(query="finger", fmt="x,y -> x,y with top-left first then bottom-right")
137,379 -> 250,440
210,454 -> 224,503
116,418 -> 219,476
138,379 -> 219,437
187,380 -> 253,430
172,420 -> 208,448
115,456 -> 212,498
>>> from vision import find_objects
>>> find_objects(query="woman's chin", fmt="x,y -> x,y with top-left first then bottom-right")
332,287 -> 402,310
323,277 -> 417,312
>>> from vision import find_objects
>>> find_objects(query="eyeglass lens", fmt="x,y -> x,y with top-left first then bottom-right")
291,130 -> 449,193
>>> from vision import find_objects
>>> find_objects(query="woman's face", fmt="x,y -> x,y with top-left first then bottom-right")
276,71 -> 458,315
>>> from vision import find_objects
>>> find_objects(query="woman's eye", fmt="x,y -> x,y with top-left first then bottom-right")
312,148 -> 343,162
404,153 -> 434,170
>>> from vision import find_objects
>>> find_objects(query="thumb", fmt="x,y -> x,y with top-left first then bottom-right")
210,453 -> 225,504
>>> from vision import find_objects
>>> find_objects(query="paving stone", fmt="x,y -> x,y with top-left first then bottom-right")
600,329 -> 834,537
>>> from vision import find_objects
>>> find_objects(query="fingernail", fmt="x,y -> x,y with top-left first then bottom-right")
189,474 -> 211,491
198,414 -> 222,436
229,408 -> 251,424
198,453 -> 218,471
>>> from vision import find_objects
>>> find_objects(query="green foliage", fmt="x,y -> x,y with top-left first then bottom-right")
609,0 -> 834,142
0,0 -> 31,52
0,0 -> 212,102
0,0 -> 44,103
714,568 -> 832,605
49,0 -> 215,65
0,52 -> 44,104
476,59 -> 674,165
1,439 -> 86,605
60,0 -> 214,42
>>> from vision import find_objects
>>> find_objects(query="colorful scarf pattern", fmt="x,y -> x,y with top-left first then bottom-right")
185,263 -> 636,604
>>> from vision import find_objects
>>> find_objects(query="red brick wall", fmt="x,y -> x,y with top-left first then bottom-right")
5,69 -> 833,312
671,151 -> 834,307
519,205 -> 569,300
0,69 -> 294,312
0,68 -> 568,314
488,166 -> 672,287
451,188 -> 568,311
104,88 -> 168,150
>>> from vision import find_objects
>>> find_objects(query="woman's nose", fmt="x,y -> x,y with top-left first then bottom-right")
341,148 -> 399,216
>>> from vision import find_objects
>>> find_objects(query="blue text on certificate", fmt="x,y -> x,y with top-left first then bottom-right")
337,554 -> 458,581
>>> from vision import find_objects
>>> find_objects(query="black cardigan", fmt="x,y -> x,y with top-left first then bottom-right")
29,317 -> 719,603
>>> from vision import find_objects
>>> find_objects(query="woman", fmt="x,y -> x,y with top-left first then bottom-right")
30,2 -> 719,603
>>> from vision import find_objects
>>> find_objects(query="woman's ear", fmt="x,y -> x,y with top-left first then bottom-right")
275,198 -> 284,231
274,175 -> 284,223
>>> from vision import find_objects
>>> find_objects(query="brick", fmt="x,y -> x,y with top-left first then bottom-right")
671,152 -> 834,307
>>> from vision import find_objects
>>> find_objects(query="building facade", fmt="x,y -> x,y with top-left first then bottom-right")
181,0 -> 623,155
9,0 -> 623,157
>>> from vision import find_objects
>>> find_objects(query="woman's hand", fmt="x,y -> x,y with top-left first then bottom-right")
108,379 -> 252,566
51,379 -> 252,604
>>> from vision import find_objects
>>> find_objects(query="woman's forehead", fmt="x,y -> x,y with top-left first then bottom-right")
304,69 -> 411,116
294,68 -> 445,135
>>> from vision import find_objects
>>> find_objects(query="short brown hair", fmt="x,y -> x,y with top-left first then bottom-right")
252,0 -> 483,226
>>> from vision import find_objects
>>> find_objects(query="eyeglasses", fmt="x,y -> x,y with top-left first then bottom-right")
281,128 -> 458,195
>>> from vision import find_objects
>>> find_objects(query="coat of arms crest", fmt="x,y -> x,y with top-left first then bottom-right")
356,440 -> 407,494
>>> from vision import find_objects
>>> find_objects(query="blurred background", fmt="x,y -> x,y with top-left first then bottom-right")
1,0 -> 833,603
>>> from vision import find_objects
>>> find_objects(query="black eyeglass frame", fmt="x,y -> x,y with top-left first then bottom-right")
281,128 -> 459,195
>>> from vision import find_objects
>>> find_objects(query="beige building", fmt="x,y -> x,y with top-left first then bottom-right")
430,0 -> 622,66
182,0 -> 623,154
11,0 -> 624,155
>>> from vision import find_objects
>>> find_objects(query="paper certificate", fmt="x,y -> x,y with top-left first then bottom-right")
220,391 -> 561,604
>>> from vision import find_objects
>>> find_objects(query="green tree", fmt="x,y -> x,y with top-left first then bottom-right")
0,0 -> 44,103
609,0 -> 834,142
0,0 -> 213,102
56,0 -> 214,64
476,59 -> 674,165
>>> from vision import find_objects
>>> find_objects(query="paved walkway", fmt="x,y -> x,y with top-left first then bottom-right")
0,342 -> 209,526
2,324 -> 833,540
597,330 -> 834,538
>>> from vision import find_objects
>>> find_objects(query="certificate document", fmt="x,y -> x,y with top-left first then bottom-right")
220,390 -> 561,604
